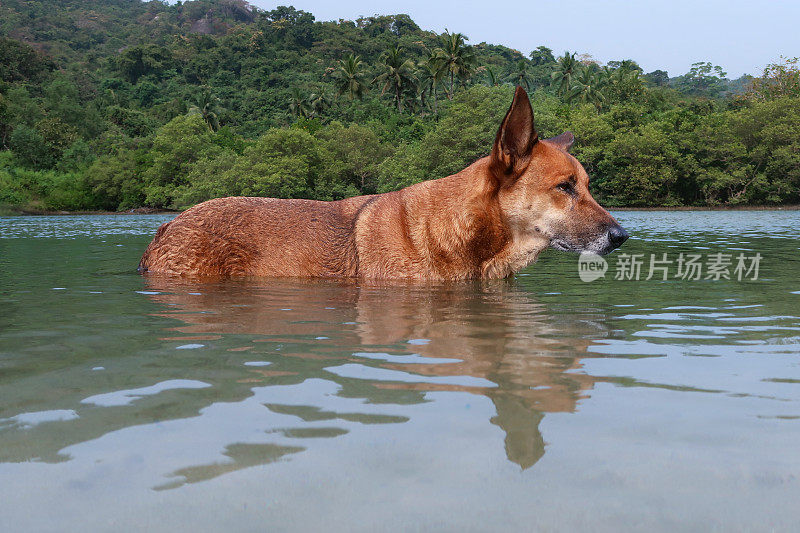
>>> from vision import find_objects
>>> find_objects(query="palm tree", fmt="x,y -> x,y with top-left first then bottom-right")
514,60 -> 531,90
566,66 -> 606,109
484,67 -> 499,87
308,87 -> 332,117
333,54 -> 369,101
404,85 -> 424,116
189,88 -> 223,130
288,87 -> 310,119
419,52 -> 447,114
551,51 -> 579,97
434,31 -> 476,99
373,45 -> 416,112
599,63 -> 644,102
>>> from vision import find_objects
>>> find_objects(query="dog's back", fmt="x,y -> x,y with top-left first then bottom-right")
138,195 -> 375,277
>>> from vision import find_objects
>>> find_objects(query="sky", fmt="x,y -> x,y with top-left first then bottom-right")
249,0 -> 800,78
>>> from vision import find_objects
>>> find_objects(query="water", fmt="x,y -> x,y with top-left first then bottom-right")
1,211 -> 799,532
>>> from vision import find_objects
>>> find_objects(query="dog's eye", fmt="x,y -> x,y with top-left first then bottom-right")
556,181 -> 575,194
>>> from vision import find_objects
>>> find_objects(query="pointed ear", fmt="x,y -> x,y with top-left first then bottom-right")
490,86 -> 538,182
546,131 -> 575,152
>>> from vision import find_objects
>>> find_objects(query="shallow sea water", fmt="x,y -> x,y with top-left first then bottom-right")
1,211 -> 799,532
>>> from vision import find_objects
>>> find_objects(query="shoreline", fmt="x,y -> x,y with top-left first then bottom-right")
610,205 -> 800,211
2,205 -> 799,216
0,207 -> 180,216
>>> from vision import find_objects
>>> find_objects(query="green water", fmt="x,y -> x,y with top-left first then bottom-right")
1,211 -> 800,532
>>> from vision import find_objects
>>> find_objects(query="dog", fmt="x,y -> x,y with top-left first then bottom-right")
138,86 -> 628,280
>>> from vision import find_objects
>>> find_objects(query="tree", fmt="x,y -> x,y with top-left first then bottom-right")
484,67 -> 499,87
597,123 -> 682,206
530,46 -> 555,67
85,142 -> 149,210
316,122 -> 391,195
8,117 -> 77,170
645,70 -> 669,87
308,87 -> 332,117
229,128 -> 319,198
9,125 -> 52,170
419,52 -> 447,114
746,57 -> 800,100
434,32 -> 476,99
373,45 -> 416,112
113,44 -> 173,84
606,59 -> 643,73
513,60 -> 531,90
677,62 -> 728,97
551,52 -> 579,97
142,114 -> 225,207
288,87 -> 311,118
188,89 -> 223,131
0,37 -> 55,83
262,6 -> 316,48
601,62 -> 646,104
566,67 -> 606,109
333,54 -> 369,101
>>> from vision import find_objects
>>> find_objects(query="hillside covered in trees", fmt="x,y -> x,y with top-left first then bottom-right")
1,0 -> 799,213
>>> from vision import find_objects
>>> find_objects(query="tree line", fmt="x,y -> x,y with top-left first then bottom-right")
0,0 -> 799,213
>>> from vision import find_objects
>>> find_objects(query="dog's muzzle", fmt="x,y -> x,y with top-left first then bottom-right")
550,224 -> 629,255
594,224 -> 629,255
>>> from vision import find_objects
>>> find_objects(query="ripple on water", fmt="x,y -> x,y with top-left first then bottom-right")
0,214 -> 176,239
0,410 -> 79,429
80,380 -> 212,407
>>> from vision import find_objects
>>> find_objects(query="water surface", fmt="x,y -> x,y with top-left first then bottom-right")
1,211 -> 799,531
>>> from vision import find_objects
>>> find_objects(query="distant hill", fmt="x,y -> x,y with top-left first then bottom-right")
1,1 -> 797,212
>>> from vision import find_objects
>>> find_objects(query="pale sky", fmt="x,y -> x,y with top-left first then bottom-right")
250,0 -> 800,78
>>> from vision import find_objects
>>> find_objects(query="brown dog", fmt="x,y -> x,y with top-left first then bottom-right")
139,86 -> 627,280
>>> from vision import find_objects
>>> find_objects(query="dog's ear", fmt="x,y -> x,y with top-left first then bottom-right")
490,86 -> 538,184
546,131 -> 575,152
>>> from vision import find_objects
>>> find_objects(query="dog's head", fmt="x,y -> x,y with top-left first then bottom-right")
488,86 -> 628,256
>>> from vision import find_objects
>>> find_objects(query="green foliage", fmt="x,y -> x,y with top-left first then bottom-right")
598,123 -> 682,206
674,62 -> 729,97
551,52 -> 579,96
373,45 -> 416,112
434,32 -> 477,99
228,127 -> 318,198
333,55 -> 369,101
0,0 -> 797,212
316,122 -> 390,195
142,113 -> 225,207
113,45 -> 174,84
172,127 -> 321,208
85,143 -> 150,211
9,125 -> 52,170
565,67 -> 606,109
530,46 -> 555,67
746,57 -> 800,100
0,37 -> 55,83
378,85 -> 513,192
0,150 -> 93,211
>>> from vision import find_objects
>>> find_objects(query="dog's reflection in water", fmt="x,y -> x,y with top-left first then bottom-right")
144,277 -> 610,471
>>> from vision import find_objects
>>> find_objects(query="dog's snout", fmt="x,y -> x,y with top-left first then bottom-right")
608,225 -> 629,249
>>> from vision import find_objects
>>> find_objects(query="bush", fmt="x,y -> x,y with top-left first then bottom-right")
0,151 -> 94,211
9,125 -> 53,170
